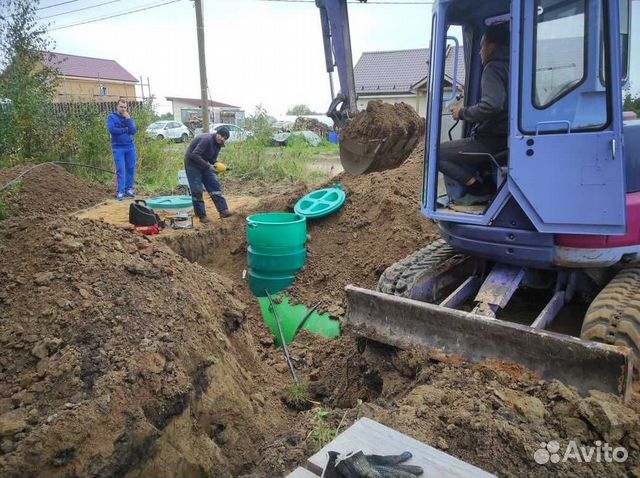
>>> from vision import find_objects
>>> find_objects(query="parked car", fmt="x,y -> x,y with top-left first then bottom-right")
212,123 -> 253,142
193,124 -> 253,142
146,121 -> 191,142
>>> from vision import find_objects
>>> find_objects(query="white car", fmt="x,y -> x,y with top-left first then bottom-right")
212,123 -> 253,142
146,121 -> 191,142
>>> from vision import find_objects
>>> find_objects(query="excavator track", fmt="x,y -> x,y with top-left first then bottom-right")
348,242 -> 634,398
581,265 -> 640,361
377,239 -> 470,302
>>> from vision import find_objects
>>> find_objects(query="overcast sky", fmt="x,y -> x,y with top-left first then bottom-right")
40,0 -> 435,116
39,0 -> 639,117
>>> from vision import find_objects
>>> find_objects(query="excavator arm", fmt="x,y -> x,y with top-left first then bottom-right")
316,0 -> 357,128
316,0 -> 423,175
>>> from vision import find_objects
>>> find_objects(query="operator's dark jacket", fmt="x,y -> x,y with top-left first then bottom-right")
459,45 -> 509,139
184,133 -> 222,171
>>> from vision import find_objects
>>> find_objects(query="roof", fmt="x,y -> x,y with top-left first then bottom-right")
42,52 -> 137,83
413,45 -> 466,90
165,97 -> 240,109
354,48 -> 429,95
354,46 -> 465,95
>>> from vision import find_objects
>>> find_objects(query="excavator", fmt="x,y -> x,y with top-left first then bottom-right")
316,0 -> 639,399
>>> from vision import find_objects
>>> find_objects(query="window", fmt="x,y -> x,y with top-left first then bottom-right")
619,0 -> 630,81
533,0 -> 586,108
99,86 -> 108,96
601,0 -> 630,84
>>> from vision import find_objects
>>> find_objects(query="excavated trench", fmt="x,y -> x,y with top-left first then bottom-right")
2,164 -> 640,478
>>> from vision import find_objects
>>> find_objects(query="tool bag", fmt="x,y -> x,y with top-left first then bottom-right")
129,200 -> 162,227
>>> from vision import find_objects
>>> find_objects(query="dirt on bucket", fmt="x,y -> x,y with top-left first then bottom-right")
339,101 -> 426,174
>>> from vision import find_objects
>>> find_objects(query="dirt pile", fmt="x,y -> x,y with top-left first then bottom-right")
0,164 -> 111,217
0,212 -> 294,477
287,142 -> 439,314
339,101 -> 426,175
287,332 -> 640,477
341,100 -> 424,143
2,156 -> 639,478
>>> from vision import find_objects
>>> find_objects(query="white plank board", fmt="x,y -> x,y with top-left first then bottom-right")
306,417 -> 496,478
286,466 -> 321,478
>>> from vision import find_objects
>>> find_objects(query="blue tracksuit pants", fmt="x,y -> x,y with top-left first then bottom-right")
112,146 -> 137,193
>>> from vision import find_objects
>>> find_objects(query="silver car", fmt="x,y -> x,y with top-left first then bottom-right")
146,121 -> 191,142
212,123 -> 253,142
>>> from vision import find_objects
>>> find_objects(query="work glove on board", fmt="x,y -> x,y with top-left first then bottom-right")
323,450 -> 424,478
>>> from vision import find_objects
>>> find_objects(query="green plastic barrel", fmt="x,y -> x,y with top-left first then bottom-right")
248,271 -> 296,297
246,213 -> 308,296
247,246 -> 306,274
246,213 -> 306,251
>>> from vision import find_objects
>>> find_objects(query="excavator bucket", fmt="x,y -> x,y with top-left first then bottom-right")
345,285 -> 634,400
339,132 -> 420,175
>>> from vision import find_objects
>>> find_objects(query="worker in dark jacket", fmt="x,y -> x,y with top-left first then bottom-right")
184,127 -> 233,223
438,23 -> 510,205
107,99 -> 138,201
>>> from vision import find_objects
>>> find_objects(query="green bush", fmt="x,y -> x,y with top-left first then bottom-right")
0,180 -> 22,221
135,140 -> 186,193
243,104 -> 275,147
220,139 -> 325,183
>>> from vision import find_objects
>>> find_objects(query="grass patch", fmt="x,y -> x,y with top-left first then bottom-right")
0,180 -> 22,221
135,140 -> 187,194
0,198 -> 9,221
310,409 -> 338,450
285,382 -> 312,411
220,138 -> 335,184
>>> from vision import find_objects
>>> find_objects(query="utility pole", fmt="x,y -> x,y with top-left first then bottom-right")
194,0 -> 209,133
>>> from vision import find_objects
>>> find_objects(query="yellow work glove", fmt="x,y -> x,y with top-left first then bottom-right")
213,162 -> 228,173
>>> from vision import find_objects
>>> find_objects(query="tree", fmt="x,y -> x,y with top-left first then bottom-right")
0,0 -> 59,161
624,91 -> 640,116
158,112 -> 174,121
244,104 -> 275,145
286,104 -> 317,116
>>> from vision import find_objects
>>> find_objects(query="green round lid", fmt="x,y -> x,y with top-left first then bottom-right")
294,184 -> 345,219
146,195 -> 193,210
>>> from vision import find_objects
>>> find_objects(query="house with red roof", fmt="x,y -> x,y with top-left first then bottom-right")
42,52 -> 138,103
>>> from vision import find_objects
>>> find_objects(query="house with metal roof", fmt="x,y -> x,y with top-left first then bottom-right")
165,96 -> 244,126
42,52 -> 138,103
354,46 -> 465,117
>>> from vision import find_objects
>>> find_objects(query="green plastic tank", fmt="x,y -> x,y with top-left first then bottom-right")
246,213 -> 306,251
246,213 -> 307,296
247,246 -> 307,274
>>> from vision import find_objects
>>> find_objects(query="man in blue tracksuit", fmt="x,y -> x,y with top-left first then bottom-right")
184,126 -> 233,223
107,99 -> 138,201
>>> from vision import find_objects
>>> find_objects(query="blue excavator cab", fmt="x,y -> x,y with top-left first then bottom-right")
425,0 -> 627,235
316,0 -> 638,399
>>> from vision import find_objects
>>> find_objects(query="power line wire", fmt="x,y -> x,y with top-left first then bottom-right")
48,0 -> 184,31
38,0 -> 122,20
44,0 -> 431,32
37,0 -> 80,11
256,0 -> 432,3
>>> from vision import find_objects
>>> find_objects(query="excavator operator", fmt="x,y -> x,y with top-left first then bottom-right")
438,22 -> 510,206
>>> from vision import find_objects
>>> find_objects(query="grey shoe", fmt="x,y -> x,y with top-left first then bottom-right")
199,216 -> 211,223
